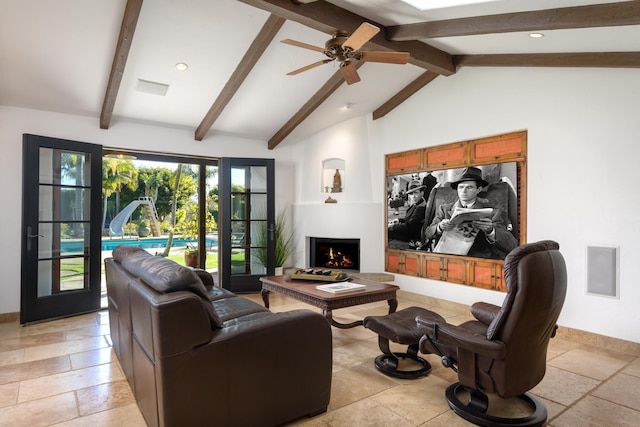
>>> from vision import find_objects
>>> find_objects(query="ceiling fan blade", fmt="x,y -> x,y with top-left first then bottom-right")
342,22 -> 380,51
339,61 -> 361,85
281,39 -> 327,53
358,51 -> 410,64
287,59 -> 333,76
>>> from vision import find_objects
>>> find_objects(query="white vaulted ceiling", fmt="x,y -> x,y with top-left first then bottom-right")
1,0 -> 638,148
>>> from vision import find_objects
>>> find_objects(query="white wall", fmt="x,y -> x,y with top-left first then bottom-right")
0,106 -> 295,315
291,67 -> 640,344
4,66 -> 640,344
289,117 -> 384,272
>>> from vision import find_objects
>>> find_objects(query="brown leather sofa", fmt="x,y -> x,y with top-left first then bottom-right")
105,245 -> 332,427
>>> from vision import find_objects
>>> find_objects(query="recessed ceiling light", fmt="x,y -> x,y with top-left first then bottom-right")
400,0 -> 500,11
342,102 -> 352,111
175,62 -> 189,71
529,33 -> 544,38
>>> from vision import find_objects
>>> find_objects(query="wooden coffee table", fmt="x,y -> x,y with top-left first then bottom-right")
259,275 -> 399,329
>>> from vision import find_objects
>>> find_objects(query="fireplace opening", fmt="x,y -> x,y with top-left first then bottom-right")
310,237 -> 360,271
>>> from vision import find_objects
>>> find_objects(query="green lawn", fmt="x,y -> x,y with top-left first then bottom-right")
62,250 -> 247,280
166,250 -> 246,270
166,252 -> 219,270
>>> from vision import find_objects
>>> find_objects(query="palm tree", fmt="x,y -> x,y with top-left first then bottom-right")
139,168 -> 165,202
60,152 -> 84,237
161,163 -> 183,257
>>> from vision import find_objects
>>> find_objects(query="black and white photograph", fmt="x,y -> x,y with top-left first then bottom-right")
387,162 -> 519,260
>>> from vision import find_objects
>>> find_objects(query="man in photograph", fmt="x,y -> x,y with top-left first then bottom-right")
388,181 -> 426,244
423,167 -> 517,259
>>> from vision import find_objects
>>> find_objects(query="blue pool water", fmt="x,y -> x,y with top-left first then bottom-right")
61,237 -> 218,254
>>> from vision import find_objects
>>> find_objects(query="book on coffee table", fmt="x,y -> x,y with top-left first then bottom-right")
316,282 -> 366,294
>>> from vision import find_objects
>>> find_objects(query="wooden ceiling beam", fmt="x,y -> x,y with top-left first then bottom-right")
237,0 -> 455,75
100,0 -> 143,129
194,14 -> 285,141
455,52 -> 640,68
268,62 -> 364,149
372,71 -> 439,121
387,1 -> 640,40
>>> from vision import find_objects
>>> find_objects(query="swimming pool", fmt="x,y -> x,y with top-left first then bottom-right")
61,237 -> 218,253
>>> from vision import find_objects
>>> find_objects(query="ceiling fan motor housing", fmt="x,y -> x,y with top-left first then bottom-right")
324,32 -> 354,62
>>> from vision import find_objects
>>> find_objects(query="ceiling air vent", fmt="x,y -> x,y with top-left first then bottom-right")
136,79 -> 169,96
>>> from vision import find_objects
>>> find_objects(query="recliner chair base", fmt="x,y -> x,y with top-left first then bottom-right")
446,382 -> 547,427
364,306 -> 443,380
373,341 -> 432,379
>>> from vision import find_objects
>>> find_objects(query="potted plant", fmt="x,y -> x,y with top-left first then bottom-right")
256,208 -> 294,275
184,243 -> 198,268
136,218 -> 151,237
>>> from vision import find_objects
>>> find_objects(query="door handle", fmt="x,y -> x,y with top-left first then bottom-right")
27,226 -> 43,238
26,227 -> 43,251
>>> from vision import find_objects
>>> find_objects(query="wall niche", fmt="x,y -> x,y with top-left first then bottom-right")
322,158 -> 345,194
385,131 -> 527,292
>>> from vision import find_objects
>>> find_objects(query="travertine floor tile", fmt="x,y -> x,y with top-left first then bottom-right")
50,403 -> 146,427
551,395 -> 640,426
23,336 -> 109,363
20,315 -> 98,337
0,355 -> 70,385
18,362 -> 124,403
296,398 -> 414,427
546,337 -> 581,360
76,379 -> 136,416
420,409 -> 476,426
623,357 -> 640,377
65,324 -> 111,341
332,323 -> 376,343
591,372 -> 640,411
531,365 -> 600,406
372,374 -> 452,425
0,291 -> 638,426
535,395 -> 566,422
332,341 -> 380,370
0,392 -> 78,427
0,382 -> 19,408
328,363 -> 398,410
0,348 -> 24,367
548,347 -> 628,380
0,322 -> 24,339
69,348 -> 115,370
0,332 -> 66,353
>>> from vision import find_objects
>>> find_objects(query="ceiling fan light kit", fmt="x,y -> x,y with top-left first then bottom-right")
282,22 -> 410,85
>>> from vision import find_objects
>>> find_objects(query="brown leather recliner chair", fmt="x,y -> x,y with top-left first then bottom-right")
417,240 -> 567,427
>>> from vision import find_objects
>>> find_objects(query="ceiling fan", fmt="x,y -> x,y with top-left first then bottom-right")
281,22 -> 410,85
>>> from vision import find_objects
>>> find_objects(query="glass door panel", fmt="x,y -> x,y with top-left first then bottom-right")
220,159 -> 274,292
22,135 -> 102,324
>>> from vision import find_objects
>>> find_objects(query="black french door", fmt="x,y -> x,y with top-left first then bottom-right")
21,134 -> 103,324
219,158 -> 275,292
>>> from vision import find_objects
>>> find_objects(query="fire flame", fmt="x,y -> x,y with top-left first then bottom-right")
323,246 -> 354,269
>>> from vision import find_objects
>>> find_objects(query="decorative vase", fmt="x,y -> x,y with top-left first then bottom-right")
275,266 -> 284,276
137,226 -> 151,237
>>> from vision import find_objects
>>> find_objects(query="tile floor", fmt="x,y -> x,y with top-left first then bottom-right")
1,290 -> 639,426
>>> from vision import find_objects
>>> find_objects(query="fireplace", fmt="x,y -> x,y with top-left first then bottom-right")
309,237 -> 360,271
